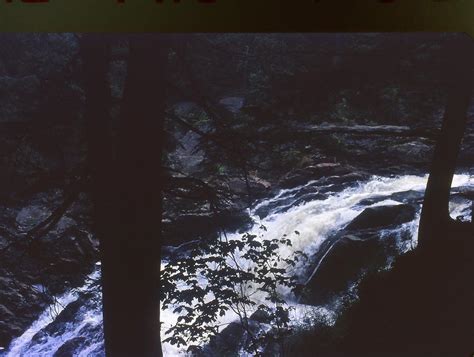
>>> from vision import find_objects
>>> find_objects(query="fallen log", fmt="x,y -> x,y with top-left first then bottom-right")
295,124 -> 437,138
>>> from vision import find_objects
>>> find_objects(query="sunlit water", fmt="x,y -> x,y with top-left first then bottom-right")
3,173 -> 473,356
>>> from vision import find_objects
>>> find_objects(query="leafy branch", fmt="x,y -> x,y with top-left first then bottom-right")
161,226 -> 307,355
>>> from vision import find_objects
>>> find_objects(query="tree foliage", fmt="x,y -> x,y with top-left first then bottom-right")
161,226 -> 307,355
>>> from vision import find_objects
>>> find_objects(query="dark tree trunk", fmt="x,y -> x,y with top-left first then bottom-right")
111,34 -> 168,357
80,34 -> 168,357
418,36 -> 474,249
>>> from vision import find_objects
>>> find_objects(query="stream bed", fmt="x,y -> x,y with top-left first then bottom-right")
3,173 -> 473,357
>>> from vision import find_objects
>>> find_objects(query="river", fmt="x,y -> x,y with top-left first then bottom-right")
3,173 -> 473,356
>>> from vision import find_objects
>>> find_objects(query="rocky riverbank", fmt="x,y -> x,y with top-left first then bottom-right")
0,190 -> 99,349
2,105 -> 473,350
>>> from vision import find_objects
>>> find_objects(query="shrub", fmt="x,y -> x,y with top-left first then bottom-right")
161,226 -> 307,355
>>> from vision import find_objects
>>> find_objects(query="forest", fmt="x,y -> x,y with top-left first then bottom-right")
0,33 -> 473,357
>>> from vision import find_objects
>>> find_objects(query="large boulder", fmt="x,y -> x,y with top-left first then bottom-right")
345,204 -> 416,231
301,234 -> 386,306
302,204 -> 418,306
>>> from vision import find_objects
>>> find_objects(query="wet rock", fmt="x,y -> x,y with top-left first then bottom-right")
53,337 -> 86,357
162,239 -> 200,259
50,216 -> 76,235
303,204 -> 418,306
449,194 -> 473,222
47,226 -> 96,259
390,190 -> 425,204
168,129 -> 205,175
250,309 -> 272,324
0,190 -> 97,348
290,192 -> 328,208
302,234 -> 386,306
162,209 -> 253,246
197,322 -> 245,357
358,195 -> 388,206
458,142 -> 474,166
43,299 -> 83,336
345,204 -> 416,231
198,306 -> 275,356
219,97 -> 245,114
227,176 -> 272,200
255,172 -> 368,219
0,321 -> 23,350
172,101 -> 202,119
254,192 -> 327,220
0,305 -> 15,321
0,275 -> 50,348
200,320 -> 261,357
15,205 -> 51,232
389,141 -> 433,164
278,163 -> 352,189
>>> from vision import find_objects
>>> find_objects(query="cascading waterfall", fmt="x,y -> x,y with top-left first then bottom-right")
3,268 -> 103,357
3,173 -> 473,357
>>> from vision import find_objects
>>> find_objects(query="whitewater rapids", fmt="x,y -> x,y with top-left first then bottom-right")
3,173 -> 473,356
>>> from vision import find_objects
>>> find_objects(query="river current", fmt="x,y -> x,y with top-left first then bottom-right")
3,173 -> 473,356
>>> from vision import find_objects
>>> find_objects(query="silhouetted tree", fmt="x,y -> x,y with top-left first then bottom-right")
418,34 -> 474,248
80,33 -> 169,357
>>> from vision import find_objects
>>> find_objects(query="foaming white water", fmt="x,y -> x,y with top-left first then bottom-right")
5,293 -> 78,357
6,173 -> 473,356
161,174 -> 474,355
5,269 -> 101,357
246,175 -> 428,273
249,173 -> 472,265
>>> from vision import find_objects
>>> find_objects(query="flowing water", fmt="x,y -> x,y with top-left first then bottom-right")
3,173 -> 474,356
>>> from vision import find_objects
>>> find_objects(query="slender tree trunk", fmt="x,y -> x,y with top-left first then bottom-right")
79,33 -> 118,356
81,34 -> 168,356
418,36 -> 474,249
